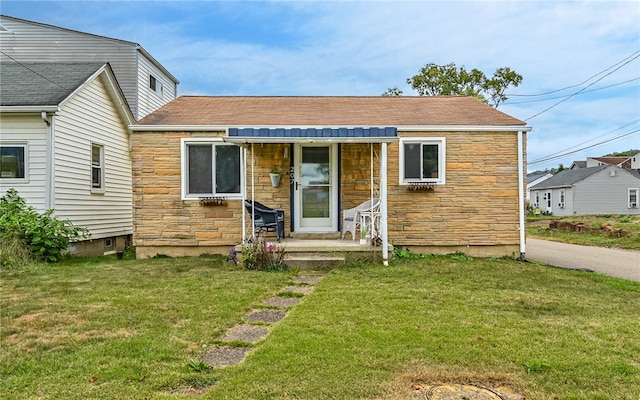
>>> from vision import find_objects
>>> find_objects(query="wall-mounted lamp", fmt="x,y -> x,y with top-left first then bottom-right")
284,147 -> 289,159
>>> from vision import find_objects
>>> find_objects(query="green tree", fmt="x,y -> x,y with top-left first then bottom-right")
384,62 -> 522,108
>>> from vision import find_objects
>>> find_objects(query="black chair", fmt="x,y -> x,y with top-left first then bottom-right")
244,200 -> 285,241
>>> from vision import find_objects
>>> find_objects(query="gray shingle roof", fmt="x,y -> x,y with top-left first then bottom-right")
0,62 -> 104,106
527,172 -> 548,182
529,166 -> 607,190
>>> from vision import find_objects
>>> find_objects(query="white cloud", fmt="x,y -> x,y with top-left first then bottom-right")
3,0 -> 638,170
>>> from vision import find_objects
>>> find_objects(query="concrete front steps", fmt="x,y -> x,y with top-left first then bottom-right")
236,236 -> 388,269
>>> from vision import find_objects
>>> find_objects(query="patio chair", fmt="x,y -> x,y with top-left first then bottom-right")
341,198 -> 380,240
244,200 -> 285,242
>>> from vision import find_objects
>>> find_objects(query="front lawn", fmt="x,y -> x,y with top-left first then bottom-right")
527,214 -> 640,250
2,255 -> 639,399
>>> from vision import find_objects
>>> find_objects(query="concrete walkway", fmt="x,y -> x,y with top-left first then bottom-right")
526,238 -> 640,282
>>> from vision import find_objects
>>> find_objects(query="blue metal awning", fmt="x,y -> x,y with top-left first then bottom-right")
225,127 -> 398,143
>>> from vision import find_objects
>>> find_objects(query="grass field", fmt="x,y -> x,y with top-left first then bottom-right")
527,214 -> 640,250
2,254 -> 639,399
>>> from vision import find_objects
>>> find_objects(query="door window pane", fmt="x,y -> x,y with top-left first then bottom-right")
301,147 -> 329,185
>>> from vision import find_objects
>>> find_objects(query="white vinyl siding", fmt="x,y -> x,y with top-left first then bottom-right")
52,74 -> 133,239
138,55 -> 177,117
0,114 -> 48,210
0,16 -> 178,120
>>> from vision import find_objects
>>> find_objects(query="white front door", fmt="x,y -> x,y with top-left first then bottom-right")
294,144 -> 338,232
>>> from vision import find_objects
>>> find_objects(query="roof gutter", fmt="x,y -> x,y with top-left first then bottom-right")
0,106 -> 59,113
130,124 -> 532,133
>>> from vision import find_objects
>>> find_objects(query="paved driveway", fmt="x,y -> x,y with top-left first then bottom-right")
526,238 -> 640,282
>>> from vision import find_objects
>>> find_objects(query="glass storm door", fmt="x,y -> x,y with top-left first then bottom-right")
294,144 -> 338,232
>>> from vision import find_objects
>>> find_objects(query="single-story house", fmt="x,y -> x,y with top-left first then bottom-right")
130,96 -> 531,262
0,62 -> 134,255
526,172 -> 552,203
530,165 -> 640,216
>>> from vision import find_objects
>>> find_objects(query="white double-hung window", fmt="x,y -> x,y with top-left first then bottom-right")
399,137 -> 446,185
91,143 -> 104,192
181,139 -> 242,199
629,188 -> 639,208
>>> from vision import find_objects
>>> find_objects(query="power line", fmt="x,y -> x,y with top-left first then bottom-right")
507,49 -> 640,97
524,53 -> 640,121
504,77 -> 640,105
530,119 -> 640,162
528,128 -> 640,166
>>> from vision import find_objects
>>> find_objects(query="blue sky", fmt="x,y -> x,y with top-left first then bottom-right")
2,0 -> 639,172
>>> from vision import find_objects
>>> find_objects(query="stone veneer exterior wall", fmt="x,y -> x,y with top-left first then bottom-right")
132,130 -> 525,258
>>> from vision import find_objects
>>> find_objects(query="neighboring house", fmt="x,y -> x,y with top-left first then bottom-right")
526,172 -> 552,203
529,165 -> 640,216
570,153 -> 640,170
131,96 -> 531,262
0,62 -> 134,255
0,14 -> 179,120
569,161 -> 587,170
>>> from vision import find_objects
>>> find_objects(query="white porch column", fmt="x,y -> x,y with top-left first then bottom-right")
241,146 -> 247,244
380,142 -> 389,265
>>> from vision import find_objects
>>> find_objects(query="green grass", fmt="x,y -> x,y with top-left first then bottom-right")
527,214 -> 640,250
2,255 -> 639,399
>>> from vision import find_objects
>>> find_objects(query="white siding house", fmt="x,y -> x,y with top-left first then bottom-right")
0,62 -> 135,255
0,14 -> 179,120
530,165 -> 640,216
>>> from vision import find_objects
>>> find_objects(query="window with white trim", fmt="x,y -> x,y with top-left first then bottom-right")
182,139 -> 242,199
91,143 -> 104,191
0,144 -> 27,180
399,138 -> 446,185
558,189 -> 565,208
629,188 -> 639,208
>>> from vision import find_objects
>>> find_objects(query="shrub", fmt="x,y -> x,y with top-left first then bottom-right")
0,189 -> 90,264
242,238 -> 287,271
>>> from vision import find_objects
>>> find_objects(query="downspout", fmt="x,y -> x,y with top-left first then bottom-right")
517,130 -> 526,259
380,142 -> 389,266
251,143 -> 255,240
241,146 -> 247,244
42,111 -> 53,210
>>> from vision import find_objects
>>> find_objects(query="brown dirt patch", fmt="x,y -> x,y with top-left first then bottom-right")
376,362 -> 529,400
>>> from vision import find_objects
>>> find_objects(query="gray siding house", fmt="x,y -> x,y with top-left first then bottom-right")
0,62 -> 134,255
530,165 -> 640,216
0,14 -> 179,120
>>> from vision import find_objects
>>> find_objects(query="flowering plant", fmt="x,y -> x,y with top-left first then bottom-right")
242,238 -> 287,271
